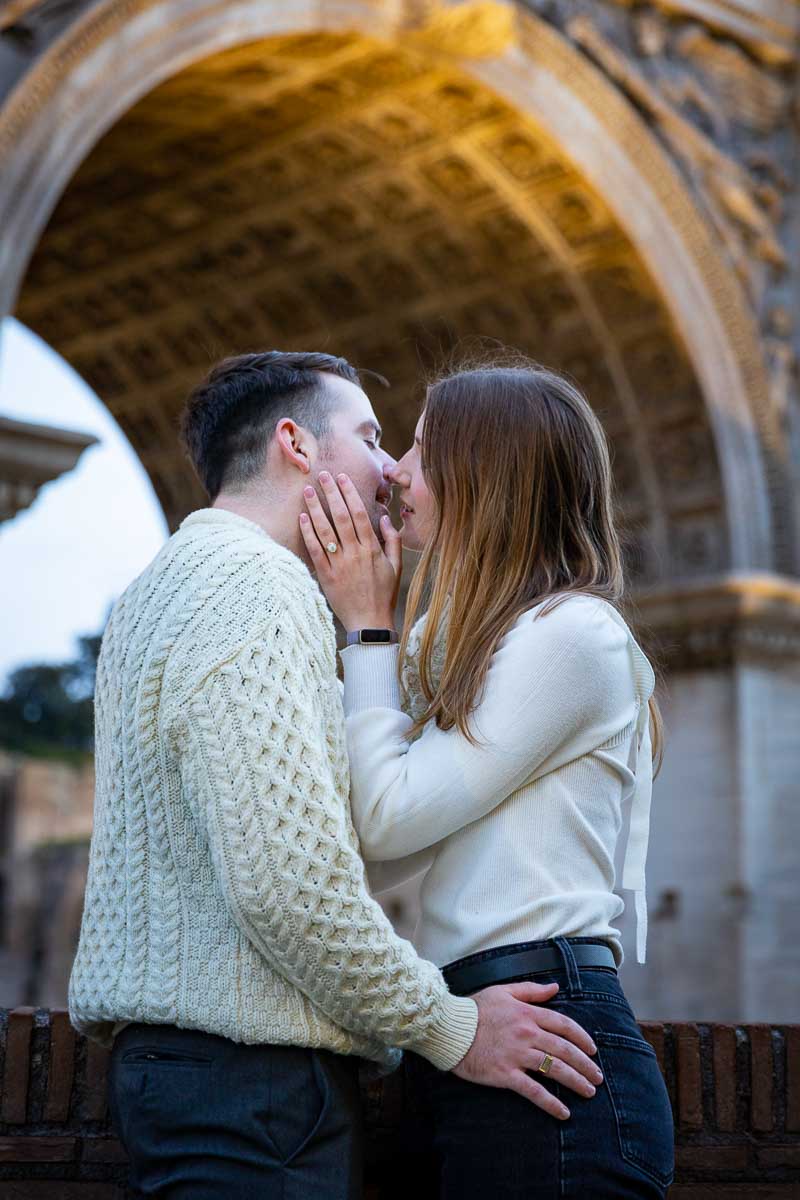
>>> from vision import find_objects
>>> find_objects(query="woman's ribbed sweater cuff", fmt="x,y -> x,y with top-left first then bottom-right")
409,992 -> 479,1071
341,644 -> 402,714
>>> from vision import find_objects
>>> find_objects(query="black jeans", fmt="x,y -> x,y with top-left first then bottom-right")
399,937 -> 674,1200
109,1023 -> 364,1199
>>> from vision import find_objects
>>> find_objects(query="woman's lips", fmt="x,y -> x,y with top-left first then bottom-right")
400,505 -> 415,519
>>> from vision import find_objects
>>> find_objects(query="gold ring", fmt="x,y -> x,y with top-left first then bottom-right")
326,542 -> 338,554
537,1053 -> 554,1076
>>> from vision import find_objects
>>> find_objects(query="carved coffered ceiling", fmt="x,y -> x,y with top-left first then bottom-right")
15,31 -> 728,581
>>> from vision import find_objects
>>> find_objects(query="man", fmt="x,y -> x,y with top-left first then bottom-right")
69,351 -> 601,1199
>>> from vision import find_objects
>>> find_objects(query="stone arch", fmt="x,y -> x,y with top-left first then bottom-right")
0,0 -> 776,578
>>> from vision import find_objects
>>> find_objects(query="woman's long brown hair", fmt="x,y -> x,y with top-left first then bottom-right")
399,356 -> 664,768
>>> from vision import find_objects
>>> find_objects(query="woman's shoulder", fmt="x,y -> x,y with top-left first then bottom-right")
516,593 -> 655,695
520,592 -> 624,638
507,594 -> 642,667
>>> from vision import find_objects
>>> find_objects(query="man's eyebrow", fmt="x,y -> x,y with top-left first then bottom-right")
357,420 -> 382,441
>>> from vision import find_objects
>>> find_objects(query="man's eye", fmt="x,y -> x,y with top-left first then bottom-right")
365,439 -> 377,449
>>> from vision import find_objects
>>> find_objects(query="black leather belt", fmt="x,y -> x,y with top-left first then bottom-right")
443,942 -> 617,997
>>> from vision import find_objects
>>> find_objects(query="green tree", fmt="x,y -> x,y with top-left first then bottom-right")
0,633 -> 101,759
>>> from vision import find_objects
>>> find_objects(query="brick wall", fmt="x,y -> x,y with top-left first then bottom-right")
0,754 -> 94,1010
0,1010 -> 798,1198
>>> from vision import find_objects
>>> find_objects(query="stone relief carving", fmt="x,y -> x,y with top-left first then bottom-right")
669,512 -> 727,574
0,0 -> 83,38
605,0 -> 796,65
567,15 -> 788,306
0,0 -> 38,30
629,11 -> 791,140
763,307 -> 798,432
400,0 -> 517,58
673,25 -> 791,136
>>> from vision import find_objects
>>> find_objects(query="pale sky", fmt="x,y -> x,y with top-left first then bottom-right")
0,319 -> 168,689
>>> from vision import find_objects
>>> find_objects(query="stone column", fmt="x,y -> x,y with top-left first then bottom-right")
619,574 -> 800,1023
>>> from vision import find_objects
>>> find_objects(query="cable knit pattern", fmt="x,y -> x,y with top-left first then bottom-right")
69,508 -> 477,1070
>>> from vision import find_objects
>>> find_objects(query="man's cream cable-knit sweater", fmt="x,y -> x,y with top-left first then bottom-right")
68,508 -> 477,1070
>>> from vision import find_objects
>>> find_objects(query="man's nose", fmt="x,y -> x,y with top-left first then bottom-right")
380,452 -> 398,476
385,458 -> 407,485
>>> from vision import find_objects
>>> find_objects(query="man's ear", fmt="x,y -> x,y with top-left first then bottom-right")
275,418 -> 314,475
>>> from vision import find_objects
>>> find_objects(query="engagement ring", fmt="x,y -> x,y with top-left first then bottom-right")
326,542 -> 338,554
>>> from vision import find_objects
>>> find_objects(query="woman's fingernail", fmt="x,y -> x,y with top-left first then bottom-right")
300,513 -> 308,523
319,471 -> 331,483
381,515 -> 390,523
304,486 -> 314,497
337,473 -> 348,485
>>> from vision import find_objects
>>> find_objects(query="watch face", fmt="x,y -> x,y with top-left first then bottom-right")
361,629 -> 392,643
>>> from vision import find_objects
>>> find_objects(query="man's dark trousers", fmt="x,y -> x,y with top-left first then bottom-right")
109,1022 -> 364,1198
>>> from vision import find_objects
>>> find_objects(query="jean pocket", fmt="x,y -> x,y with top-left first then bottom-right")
595,1032 -> 675,1190
120,1047 -> 212,1067
260,1049 -> 330,1166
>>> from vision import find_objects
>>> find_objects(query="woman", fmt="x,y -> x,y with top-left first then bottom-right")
299,358 -> 675,1198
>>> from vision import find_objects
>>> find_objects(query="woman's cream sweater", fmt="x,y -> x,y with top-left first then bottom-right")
342,595 -> 656,969
68,509 -> 477,1070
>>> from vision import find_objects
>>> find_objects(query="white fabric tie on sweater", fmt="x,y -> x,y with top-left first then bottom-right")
622,697 -> 653,964
601,604 -> 654,965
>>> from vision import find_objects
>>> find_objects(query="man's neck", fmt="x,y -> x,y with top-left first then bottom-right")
212,490 -> 312,569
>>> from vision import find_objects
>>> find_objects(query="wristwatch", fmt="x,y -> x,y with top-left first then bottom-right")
345,629 -> 399,646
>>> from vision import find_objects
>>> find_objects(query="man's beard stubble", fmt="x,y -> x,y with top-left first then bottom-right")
314,470 -> 386,543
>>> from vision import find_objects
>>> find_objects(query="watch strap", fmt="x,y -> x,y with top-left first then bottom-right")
345,629 -> 399,646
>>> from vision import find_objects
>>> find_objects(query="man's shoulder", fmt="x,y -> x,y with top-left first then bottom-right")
172,510 -> 319,608
107,518 -> 313,626
163,524 -> 335,702
222,538 -> 327,633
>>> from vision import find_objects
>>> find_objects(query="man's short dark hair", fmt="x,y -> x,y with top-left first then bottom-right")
180,350 -> 363,499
